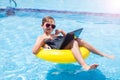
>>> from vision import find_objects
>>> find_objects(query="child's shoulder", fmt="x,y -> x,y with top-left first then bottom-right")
36,35 -> 45,40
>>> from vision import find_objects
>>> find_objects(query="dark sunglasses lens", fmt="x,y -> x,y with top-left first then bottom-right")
46,23 -> 56,29
52,25 -> 56,29
46,24 -> 50,28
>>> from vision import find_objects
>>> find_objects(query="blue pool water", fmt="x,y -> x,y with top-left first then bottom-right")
0,10 -> 120,80
0,0 -> 120,80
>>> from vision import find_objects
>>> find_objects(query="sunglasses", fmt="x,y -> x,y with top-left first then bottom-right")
45,23 -> 56,29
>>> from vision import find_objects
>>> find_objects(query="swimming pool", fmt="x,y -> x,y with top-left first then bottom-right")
0,1 -> 120,80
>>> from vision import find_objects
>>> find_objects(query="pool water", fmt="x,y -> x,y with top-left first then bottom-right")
0,0 -> 120,79
0,10 -> 120,80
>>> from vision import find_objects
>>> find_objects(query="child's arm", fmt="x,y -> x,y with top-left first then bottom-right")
55,29 -> 66,37
32,36 -> 44,54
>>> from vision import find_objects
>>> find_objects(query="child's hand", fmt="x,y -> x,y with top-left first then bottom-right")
55,29 -> 62,35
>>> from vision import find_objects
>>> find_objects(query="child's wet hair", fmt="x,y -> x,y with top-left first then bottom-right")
42,16 -> 55,26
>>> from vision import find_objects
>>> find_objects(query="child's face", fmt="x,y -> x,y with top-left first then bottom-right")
42,19 -> 56,33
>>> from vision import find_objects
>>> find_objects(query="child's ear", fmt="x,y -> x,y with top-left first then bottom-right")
41,25 -> 43,27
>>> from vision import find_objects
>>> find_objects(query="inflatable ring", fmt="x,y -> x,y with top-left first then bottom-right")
35,47 -> 90,64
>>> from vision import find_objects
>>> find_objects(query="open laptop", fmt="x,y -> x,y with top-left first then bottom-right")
60,28 -> 83,49
70,28 -> 83,38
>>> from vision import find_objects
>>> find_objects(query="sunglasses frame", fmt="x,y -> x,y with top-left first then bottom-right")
45,23 -> 56,29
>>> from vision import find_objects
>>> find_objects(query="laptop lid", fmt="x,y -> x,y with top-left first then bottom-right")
59,28 -> 83,49
69,28 -> 83,38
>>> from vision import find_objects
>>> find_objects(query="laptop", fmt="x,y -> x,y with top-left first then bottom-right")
69,28 -> 83,38
60,28 -> 83,49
